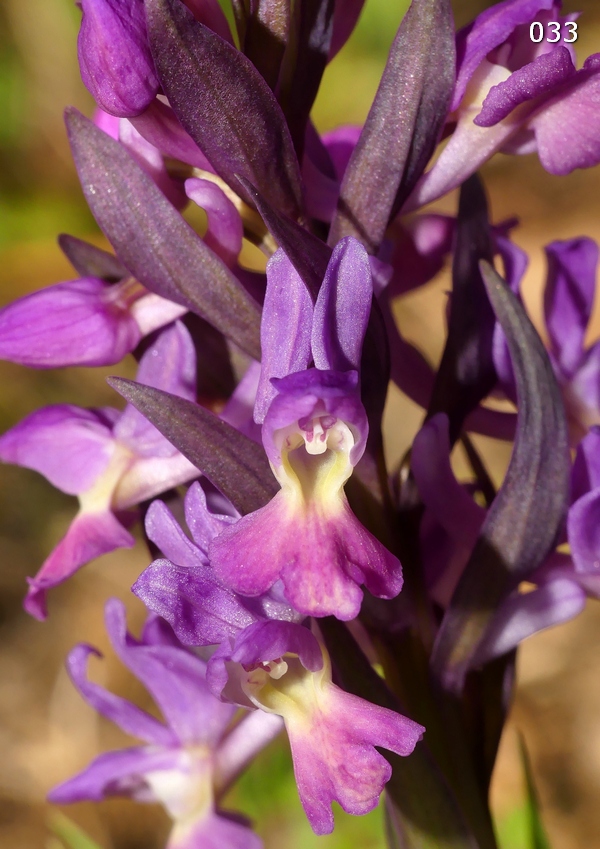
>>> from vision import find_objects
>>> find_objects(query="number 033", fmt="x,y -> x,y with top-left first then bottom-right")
530,21 -> 578,43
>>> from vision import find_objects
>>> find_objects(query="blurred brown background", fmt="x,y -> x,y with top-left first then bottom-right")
1,0 -> 600,847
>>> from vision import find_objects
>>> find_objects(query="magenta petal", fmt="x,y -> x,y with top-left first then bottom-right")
544,238 -> 599,378
452,0 -> 555,110
181,0 -> 234,43
566,343 -> 600,438
25,510 -> 135,620
262,368 -> 368,467
205,621 -> 323,704
95,107 -> 120,138
321,125 -> 361,181
49,745 -> 182,803
136,499 -> 259,646
302,153 -> 339,223
530,56 -> 600,175
146,498 -> 213,569
387,213 -> 454,297
133,557 -> 261,646
183,483 -> 238,551
412,415 -> 484,542
65,644 -> 176,746
289,686 -> 424,834
228,621 -> 323,673
131,320 -> 196,399
185,178 -> 243,267
210,490 -> 402,620
136,487 -> 297,645
130,99 -> 214,171
312,237 -> 372,373
0,277 -> 141,367
0,405 -> 114,494
571,427 -> 600,500
475,578 -> 587,664
568,488 -> 600,574
475,47 -> 576,127
78,0 -> 159,117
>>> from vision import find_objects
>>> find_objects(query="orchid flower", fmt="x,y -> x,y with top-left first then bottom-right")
407,0 -> 600,210
209,238 -> 403,620
0,322 -> 198,617
132,484 -> 423,835
50,598 -> 279,849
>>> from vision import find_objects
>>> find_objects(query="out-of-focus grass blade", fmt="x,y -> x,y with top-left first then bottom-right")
519,736 -> 552,849
48,813 -> 103,849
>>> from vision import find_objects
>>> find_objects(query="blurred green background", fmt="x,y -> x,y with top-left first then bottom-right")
1,1 -> 600,847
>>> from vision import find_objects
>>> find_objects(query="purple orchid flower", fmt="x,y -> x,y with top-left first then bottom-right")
207,619 -> 424,835
566,426 -> 600,584
406,1 -> 600,210
50,597 -> 278,849
133,483 -> 424,835
0,322 -> 199,619
208,238 -> 403,620
0,141 -> 249,370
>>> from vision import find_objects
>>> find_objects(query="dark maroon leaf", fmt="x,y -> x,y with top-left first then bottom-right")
108,377 -> 277,515
58,234 -> 127,282
329,0 -> 365,58
430,262 -> 570,695
426,175 -> 496,444
145,0 -> 303,219
230,0 -> 250,45
66,108 -> 261,360
278,0 -> 335,159
238,176 -> 330,297
330,0 -> 455,252
244,0 -> 291,90
182,313 -> 236,402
